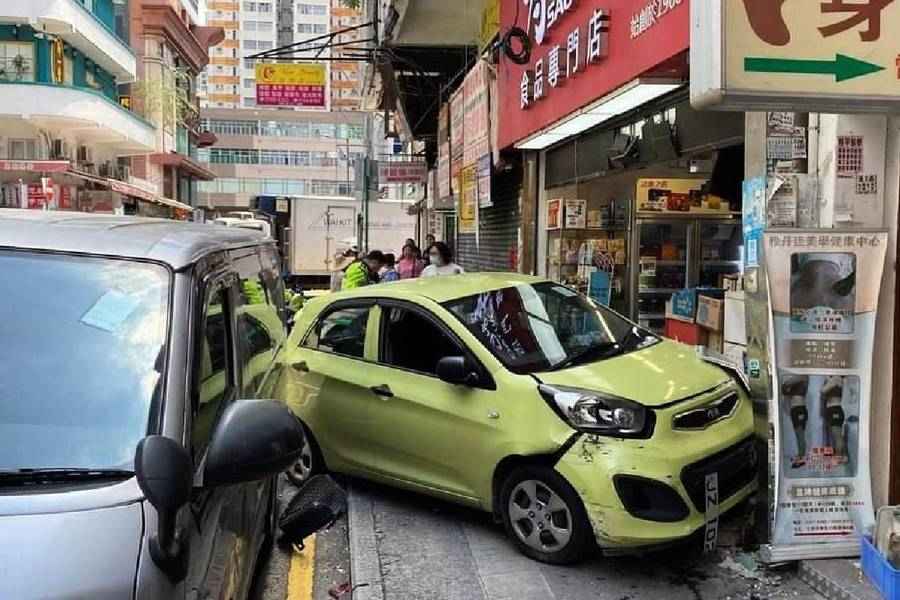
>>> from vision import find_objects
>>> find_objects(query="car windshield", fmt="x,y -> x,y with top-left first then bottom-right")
0,251 -> 170,472
444,282 -> 658,374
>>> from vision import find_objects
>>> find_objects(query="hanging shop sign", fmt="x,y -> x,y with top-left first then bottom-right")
450,89 -> 466,186
635,178 -> 729,213
692,1 -> 900,113
437,142 -> 452,204
458,165 -> 477,234
464,61 -> 492,167
377,161 -> 428,185
764,229 -> 887,560
499,0 -> 689,149
255,63 -> 326,108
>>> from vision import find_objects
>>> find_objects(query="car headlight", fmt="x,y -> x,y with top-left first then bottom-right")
539,384 -> 653,438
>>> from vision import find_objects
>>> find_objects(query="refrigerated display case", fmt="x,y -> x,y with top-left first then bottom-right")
630,215 -> 741,332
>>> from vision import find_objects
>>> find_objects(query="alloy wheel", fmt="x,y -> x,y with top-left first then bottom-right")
507,479 -> 573,553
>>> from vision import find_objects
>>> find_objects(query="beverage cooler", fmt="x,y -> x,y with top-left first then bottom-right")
629,215 -> 742,333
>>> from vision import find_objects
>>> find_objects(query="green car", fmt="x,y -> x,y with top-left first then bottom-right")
279,274 -> 756,564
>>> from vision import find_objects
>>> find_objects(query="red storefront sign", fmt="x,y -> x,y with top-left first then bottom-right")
0,160 -> 69,173
498,0 -> 689,149
257,84 -> 325,108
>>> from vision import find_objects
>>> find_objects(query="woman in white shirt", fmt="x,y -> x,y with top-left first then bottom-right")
422,241 -> 464,277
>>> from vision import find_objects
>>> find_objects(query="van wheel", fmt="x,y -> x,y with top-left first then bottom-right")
286,422 -> 322,487
499,466 -> 594,565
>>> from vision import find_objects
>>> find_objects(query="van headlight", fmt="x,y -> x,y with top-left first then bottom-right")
539,385 -> 653,438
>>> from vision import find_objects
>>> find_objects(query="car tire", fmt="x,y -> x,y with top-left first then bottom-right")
499,465 -> 594,565
286,420 -> 324,487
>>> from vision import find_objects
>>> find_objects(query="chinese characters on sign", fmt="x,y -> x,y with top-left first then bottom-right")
377,161 -> 428,185
741,0 -> 895,46
630,0 -> 683,39
520,8 -> 609,110
255,63 -> 326,108
836,135 -> 864,178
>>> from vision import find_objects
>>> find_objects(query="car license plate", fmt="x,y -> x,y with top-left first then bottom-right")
704,472 -> 719,553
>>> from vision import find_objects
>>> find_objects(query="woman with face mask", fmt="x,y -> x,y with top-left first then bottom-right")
421,241 -> 464,277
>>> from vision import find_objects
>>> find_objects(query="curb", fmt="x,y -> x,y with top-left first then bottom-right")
348,483 -> 385,600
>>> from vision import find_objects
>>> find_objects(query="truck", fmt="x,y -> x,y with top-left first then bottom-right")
281,196 -> 417,284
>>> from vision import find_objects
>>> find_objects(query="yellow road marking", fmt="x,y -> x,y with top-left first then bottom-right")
286,534 -> 316,600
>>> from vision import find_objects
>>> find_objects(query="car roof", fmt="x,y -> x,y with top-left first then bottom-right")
0,209 -> 270,269
331,273 -> 549,304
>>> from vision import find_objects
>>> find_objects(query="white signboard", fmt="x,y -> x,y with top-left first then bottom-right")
692,1 -> 900,113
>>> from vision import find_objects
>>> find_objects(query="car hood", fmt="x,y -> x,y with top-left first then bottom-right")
0,502 -> 142,600
537,340 -> 731,407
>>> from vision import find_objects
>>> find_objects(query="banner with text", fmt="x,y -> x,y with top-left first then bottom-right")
765,229 -> 887,556
256,63 -> 326,108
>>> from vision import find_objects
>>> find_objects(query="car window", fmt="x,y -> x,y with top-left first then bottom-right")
234,249 -> 285,397
193,286 -> 234,462
304,306 -> 370,359
381,306 -> 466,377
444,282 -> 658,374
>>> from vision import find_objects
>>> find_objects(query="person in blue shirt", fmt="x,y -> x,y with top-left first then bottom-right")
380,253 -> 400,283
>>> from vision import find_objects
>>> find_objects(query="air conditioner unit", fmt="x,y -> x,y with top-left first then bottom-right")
98,162 -> 113,178
51,139 -> 68,160
116,165 -> 131,182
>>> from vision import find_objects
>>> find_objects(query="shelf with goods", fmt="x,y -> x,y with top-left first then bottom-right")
546,226 -> 629,315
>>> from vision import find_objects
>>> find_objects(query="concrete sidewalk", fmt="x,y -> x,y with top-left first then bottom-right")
347,479 -> 826,600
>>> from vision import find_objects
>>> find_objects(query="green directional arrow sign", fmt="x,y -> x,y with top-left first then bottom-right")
744,54 -> 884,83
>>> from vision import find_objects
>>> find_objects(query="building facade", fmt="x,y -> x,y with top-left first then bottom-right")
0,0 -> 159,212
124,0 -> 224,209
197,107 -> 365,209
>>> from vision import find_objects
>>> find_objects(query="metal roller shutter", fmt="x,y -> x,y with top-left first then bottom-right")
457,163 -> 522,272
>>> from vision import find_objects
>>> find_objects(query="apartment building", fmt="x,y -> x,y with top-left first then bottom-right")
197,108 -> 366,209
330,0 -> 363,111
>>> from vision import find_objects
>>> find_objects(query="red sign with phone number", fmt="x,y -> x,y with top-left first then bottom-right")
257,84 -> 325,107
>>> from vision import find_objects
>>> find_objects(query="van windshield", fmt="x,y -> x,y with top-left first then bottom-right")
444,282 -> 658,374
0,251 -> 170,472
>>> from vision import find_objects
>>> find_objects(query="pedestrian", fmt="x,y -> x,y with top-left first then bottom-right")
422,241 -> 464,277
329,249 -> 356,292
342,250 -> 385,290
380,253 -> 400,282
424,233 -> 436,252
396,242 -> 424,279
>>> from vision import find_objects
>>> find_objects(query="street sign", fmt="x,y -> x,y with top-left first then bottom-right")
692,0 -> 900,113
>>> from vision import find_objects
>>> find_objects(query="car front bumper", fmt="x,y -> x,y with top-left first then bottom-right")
554,392 -> 757,549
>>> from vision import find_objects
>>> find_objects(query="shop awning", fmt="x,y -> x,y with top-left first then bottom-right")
109,179 -> 194,212
149,152 -> 217,181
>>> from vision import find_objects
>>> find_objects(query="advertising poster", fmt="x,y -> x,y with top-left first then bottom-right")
477,155 -> 492,208
255,63 -> 326,108
547,199 -> 562,230
437,141 -> 452,202
450,88 -> 465,187
742,177 -> 766,269
765,230 -> 887,557
635,179 -> 724,213
564,199 -> 587,229
457,166 -> 477,234
463,61 -> 491,167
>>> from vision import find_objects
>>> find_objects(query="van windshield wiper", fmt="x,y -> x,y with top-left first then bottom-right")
0,468 -> 134,485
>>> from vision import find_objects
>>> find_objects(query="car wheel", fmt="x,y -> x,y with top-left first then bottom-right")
499,466 -> 594,565
286,422 -> 322,487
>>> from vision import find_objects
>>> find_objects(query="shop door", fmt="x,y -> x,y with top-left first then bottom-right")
693,220 -> 743,288
632,220 -> 693,333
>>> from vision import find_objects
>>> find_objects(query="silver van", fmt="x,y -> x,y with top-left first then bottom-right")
0,211 -> 303,599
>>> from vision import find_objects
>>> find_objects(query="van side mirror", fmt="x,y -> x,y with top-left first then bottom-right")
436,356 -> 480,386
204,399 -> 304,487
135,436 -> 193,581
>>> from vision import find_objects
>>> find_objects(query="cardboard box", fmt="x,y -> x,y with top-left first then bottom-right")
724,291 -> 747,345
670,288 -> 697,321
696,295 -> 724,331
665,300 -> 694,323
723,342 -> 747,370
665,318 -> 708,346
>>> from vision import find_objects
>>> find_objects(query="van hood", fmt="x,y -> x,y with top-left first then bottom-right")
0,502 -> 142,599
537,340 -> 731,407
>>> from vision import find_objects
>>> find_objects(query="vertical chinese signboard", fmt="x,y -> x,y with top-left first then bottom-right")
256,63 -> 326,108
450,88 -> 465,193
463,60 -> 493,209
764,230 -> 887,559
436,103 -> 453,208
458,166 -> 477,234
692,0 -> 900,112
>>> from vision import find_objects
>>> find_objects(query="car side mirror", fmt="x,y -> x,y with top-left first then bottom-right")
135,436 -> 193,581
204,399 -> 304,487
436,356 -> 480,386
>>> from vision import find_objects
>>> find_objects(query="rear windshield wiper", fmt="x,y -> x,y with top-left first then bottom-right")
0,468 -> 134,485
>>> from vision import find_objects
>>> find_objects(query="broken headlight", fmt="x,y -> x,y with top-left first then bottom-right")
539,385 -> 653,438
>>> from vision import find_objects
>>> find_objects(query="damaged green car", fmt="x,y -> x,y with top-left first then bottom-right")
279,274 -> 756,564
